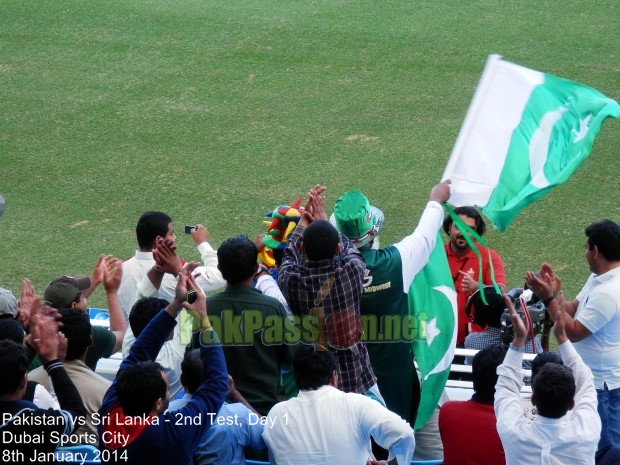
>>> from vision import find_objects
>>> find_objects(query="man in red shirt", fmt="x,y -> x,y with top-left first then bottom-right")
443,206 -> 506,346
439,344 -> 507,465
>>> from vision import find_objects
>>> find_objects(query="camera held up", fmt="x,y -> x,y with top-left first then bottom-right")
499,288 -> 547,344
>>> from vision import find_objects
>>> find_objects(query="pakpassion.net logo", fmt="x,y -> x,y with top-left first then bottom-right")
180,309 -> 435,347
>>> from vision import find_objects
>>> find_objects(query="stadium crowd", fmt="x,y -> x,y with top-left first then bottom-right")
0,181 -> 619,465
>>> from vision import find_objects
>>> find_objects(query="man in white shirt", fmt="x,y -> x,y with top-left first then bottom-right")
495,294 -> 600,465
118,212 -> 225,319
119,213 -> 226,358
525,219 -> 620,449
263,345 -> 415,465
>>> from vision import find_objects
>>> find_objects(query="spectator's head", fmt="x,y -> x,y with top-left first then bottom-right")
180,349 -> 202,395
43,276 -> 91,311
531,352 -> 563,380
0,288 -> 19,320
465,286 -> 504,328
136,211 -> 174,251
58,308 -> 92,361
217,236 -> 258,285
117,361 -> 169,416
0,340 -> 29,397
302,220 -> 339,261
472,344 -> 507,402
293,345 -> 338,390
129,297 -> 170,339
443,206 -> 486,254
532,363 -> 575,418
585,220 -> 620,268
0,318 -> 25,344
332,190 -> 384,249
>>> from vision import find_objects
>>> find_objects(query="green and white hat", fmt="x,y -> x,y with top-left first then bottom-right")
330,190 -> 384,248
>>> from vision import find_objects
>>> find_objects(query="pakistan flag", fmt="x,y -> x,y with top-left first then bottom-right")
408,235 -> 457,430
442,54 -> 620,231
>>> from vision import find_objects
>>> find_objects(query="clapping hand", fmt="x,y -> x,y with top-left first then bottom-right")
153,236 -> 183,276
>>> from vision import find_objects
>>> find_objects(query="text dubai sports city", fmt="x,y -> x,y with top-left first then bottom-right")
180,309 -> 436,345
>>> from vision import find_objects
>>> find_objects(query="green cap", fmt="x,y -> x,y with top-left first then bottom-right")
44,275 -> 91,309
332,190 -> 384,248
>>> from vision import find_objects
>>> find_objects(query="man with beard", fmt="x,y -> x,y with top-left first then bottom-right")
443,206 -> 506,347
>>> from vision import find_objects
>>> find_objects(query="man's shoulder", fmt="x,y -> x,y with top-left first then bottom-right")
121,253 -> 153,273
361,245 -> 400,267
464,331 -> 483,345
0,401 -> 37,418
27,366 -> 48,384
441,399 -> 492,415
220,401 -> 252,418
595,268 -> 620,291
65,361 -> 112,386
465,327 -> 497,344
92,325 -> 115,342
208,287 -> 286,313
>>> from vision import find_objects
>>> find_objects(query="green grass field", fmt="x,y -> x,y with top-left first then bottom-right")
1,0 -> 618,311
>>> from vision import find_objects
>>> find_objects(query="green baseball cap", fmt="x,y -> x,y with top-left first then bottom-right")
44,275 -> 91,309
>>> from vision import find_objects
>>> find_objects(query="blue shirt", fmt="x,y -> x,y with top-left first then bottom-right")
97,310 -> 228,465
169,396 -> 265,465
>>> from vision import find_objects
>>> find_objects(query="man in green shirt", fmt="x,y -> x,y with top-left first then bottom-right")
331,180 -> 450,426
207,235 -> 293,416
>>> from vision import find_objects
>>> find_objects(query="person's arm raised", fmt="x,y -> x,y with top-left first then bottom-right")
103,255 -> 127,353
84,254 -> 106,299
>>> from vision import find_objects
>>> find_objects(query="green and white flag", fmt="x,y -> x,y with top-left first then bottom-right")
443,54 -> 620,232
409,236 -> 457,430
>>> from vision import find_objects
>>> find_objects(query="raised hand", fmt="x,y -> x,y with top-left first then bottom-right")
28,302 -> 64,363
540,263 -> 562,295
429,179 -> 451,204
551,294 -> 568,345
503,294 -> 528,347
190,224 -> 210,245
182,272 -> 207,319
90,254 -> 107,287
458,269 -> 476,293
309,186 -> 327,221
302,184 -> 327,223
18,278 -> 36,329
524,269 -> 554,301
103,255 -> 123,293
153,236 -> 182,276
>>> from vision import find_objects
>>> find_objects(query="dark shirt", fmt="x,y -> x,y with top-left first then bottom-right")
0,361 -> 87,461
98,310 -> 228,465
207,285 -> 293,416
279,225 -> 376,394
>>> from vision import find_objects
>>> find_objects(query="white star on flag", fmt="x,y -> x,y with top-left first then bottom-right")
425,317 -> 440,347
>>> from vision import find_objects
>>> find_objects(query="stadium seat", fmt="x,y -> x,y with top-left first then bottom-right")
54,444 -> 101,463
